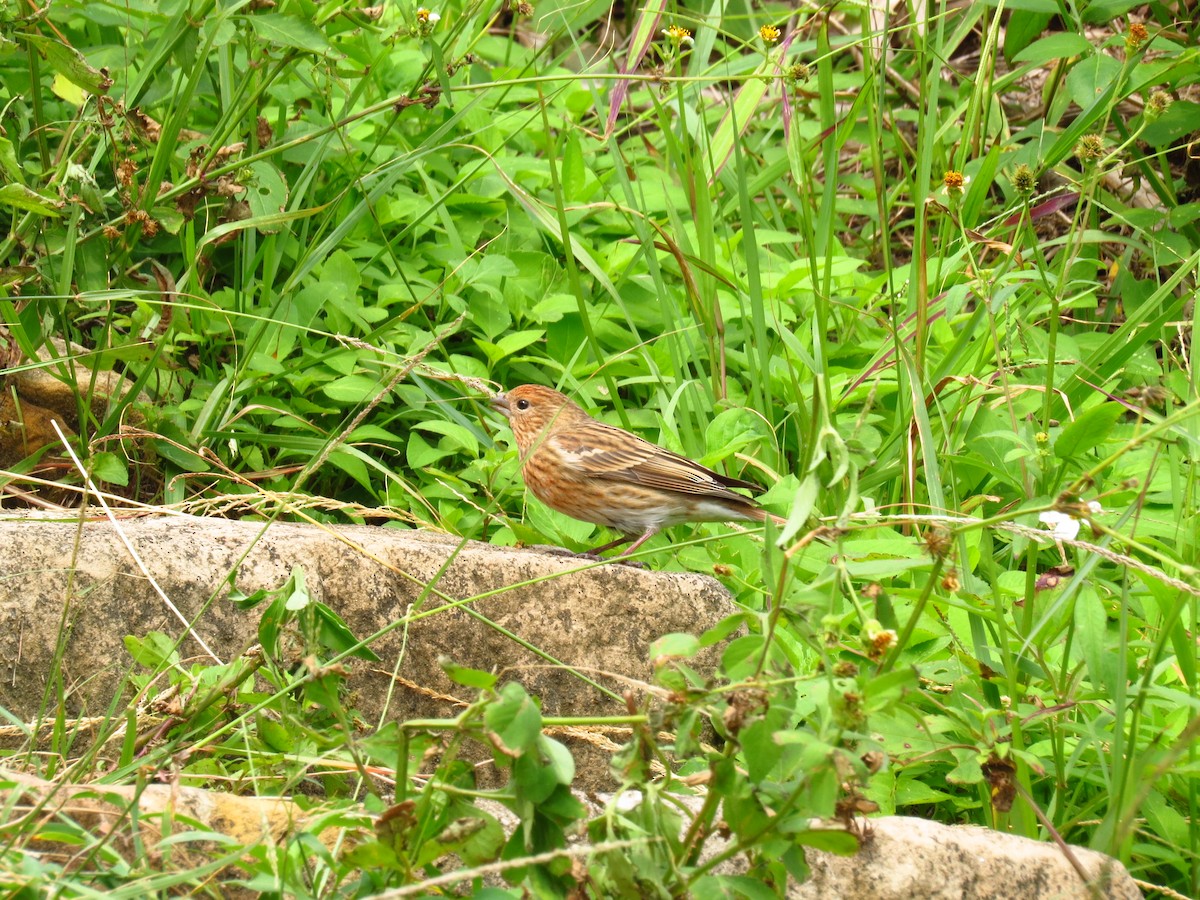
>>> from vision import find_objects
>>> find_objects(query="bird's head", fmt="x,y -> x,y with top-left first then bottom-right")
490,384 -> 582,452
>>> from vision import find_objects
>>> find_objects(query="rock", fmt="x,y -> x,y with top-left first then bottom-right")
0,766 -> 302,873
794,815 -> 1141,900
0,513 -> 735,788
2,772 -> 1140,900
0,333 -> 147,468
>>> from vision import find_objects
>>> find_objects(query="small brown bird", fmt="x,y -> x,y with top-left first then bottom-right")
490,384 -> 784,557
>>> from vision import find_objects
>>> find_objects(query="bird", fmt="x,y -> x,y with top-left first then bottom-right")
489,383 -> 785,558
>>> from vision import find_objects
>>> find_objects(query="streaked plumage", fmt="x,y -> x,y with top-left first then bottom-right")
490,384 -> 783,557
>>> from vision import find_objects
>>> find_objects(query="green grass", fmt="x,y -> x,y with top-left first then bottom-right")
2,0 -> 1199,895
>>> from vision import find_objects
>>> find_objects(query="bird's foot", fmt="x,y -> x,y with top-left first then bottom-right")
526,543 -> 581,558
525,544 -> 647,569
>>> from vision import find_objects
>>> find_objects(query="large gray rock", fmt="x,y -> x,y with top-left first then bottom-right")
0,513 -> 734,785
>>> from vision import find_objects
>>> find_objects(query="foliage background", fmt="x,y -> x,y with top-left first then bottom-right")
1,0 -> 1198,895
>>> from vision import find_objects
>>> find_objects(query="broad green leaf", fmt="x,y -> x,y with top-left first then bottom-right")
123,632 -> 178,668
483,682 -> 541,757
323,374 -> 381,403
19,33 -> 113,94
721,634 -> 765,680
0,136 -> 23,183
248,13 -> 332,54
90,451 -> 129,486
1074,589 -> 1116,695
246,162 -> 289,225
538,735 -> 575,785
795,829 -> 860,855
649,632 -> 700,661
0,183 -> 64,217
441,658 -> 498,690
407,432 -> 447,468
704,407 -> 764,460
414,419 -> 479,455
52,73 -> 87,104
1064,53 -> 1123,116
315,601 -> 380,661
1013,33 -> 1093,65
1054,402 -> 1123,460
1003,11 -> 1054,61
1081,0 -> 1143,22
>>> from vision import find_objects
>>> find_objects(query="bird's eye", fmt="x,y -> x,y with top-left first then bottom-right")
516,398 -> 531,410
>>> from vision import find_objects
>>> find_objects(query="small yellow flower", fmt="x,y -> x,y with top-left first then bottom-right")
663,24 -> 693,46
942,170 -> 969,198
863,620 -> 898,660
416,7 -> 440,23
1126,22 -> 1148,51
760,24 -> 781,44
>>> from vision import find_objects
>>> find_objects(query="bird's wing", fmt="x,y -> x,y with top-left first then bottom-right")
550,421 -> 763,498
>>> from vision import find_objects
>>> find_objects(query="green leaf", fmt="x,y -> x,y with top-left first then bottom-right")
538,735 -> 575,785
1074,589 -> 1115,694
123,632 -> 179,669
441,658 -> 498,690
19,33 -> 113,94
446,812 -> 507,867
946,748 -> 984,786
1054,402 -> 1123,460
414,419 -> 480,455
483,682 -> 541,757
315,602 -> 380,661
1013,33 -> 1093,65
739,714 -> 783,782
721,634 -> 765,681
1064,53 -> 1123,113
323,374 -> 380,403
406,431 -> 446,468
650,632 -> 700,661
795,829 -> 860,855
285,565 -> 312,611
247,13 -> 333,54
475,329 -> 545,365
709,56 -> 774,181
90,451 -> 129,486
528,293 -> 578,323
561,131 -> 585,201
1003,11 -> 1054,61
256,714 -> 294,752
246,162 -> 289,226
704,407 -> 763,460
1081,0 -> 1143,22
0,136 -> 23,183
0,183 -> 64,217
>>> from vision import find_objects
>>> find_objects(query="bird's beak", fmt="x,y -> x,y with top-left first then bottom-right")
489,393 -> 510,417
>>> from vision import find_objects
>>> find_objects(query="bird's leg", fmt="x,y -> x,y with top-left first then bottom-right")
585,534 -> 634,556
616,528 -> 658,557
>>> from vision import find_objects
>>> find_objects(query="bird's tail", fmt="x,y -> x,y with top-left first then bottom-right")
735,500 -> 787,527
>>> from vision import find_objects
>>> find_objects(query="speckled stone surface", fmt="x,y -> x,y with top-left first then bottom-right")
0,512 -> 736,786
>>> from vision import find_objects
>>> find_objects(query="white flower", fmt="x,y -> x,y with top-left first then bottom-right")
1038,502 -> 1102,541
1039,511 -> 1081,541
